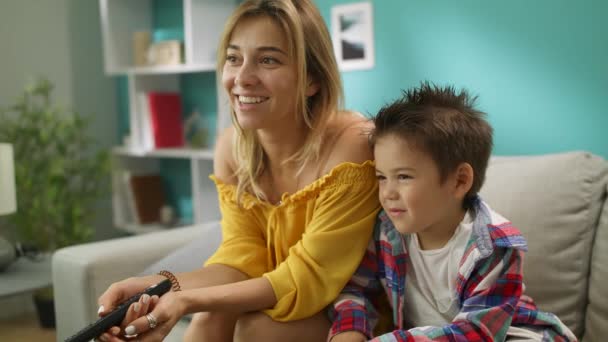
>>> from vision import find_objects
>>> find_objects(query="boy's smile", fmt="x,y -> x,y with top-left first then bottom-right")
386,207 -> 406,218
374,134 -> 466,250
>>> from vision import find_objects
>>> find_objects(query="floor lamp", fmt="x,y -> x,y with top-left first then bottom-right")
0,143 -> 17,270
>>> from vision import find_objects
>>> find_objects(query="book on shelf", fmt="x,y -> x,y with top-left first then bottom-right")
147,92 -> 185,148
137,92 -> 155,151
122,172 -> 167,224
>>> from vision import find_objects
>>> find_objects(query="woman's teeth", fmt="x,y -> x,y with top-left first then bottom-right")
238,96 -> 266,104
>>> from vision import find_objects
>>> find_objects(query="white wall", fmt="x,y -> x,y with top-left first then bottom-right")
0,0 -> 119,319
0,0 -> 119,242
0,1 -> 73,104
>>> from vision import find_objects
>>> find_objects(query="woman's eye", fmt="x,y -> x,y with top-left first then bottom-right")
376,175 -> 386,181
397,174 -> 412,181
261,56 -> 278,65
225,55 -> 239,64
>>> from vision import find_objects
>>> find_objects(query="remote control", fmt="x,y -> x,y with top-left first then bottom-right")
64,278 -> 172,342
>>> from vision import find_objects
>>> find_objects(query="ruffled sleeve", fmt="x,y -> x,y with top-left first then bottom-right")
263,162 -> 381,321
204,176 -> 269,278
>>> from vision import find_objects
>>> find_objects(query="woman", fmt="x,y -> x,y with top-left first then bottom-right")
97,1 -> 380,341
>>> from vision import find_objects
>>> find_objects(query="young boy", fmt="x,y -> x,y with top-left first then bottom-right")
329,83 -> 576,342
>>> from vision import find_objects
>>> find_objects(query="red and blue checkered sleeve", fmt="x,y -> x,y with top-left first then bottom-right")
329,233 -> 383,340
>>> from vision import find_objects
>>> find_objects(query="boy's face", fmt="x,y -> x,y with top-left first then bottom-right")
374,134 -> 463,237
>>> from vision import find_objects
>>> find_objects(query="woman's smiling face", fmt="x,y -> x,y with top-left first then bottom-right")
222,16 -> 299,130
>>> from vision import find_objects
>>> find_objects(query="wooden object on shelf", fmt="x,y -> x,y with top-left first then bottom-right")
132,31 -> 151,66
125,173 -> 166,224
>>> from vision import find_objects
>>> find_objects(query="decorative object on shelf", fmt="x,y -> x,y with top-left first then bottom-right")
132,31 -> 151,66
160,204 -> 176,227
146,28 -> 184,66
0,143 -> 17,271
331,2 -> 375,71
183,110 -> 209,148
147,40 -> 183,66
0,77 -> 111,252
152,28 -> 184,43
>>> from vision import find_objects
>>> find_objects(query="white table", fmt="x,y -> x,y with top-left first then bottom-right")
0,255 -> 52,298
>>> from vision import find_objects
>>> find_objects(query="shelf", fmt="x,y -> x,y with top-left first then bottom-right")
99,0 -> 234,76
118,223 -> 167,235
117,221 -> 197,235
108,63 -> 217,76
113,146 -> 214,160
102,0 -> 233,234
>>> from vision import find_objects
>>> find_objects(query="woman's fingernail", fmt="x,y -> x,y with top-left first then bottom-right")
97,305 -> 104,314
142,294 -> 150,304
110,326 -> 120,335
125,325 -> 136,336
133,302 -> 140,313
98,334 -> 109,342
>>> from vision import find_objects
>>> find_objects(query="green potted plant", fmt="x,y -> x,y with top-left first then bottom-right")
0,78 -> 111,328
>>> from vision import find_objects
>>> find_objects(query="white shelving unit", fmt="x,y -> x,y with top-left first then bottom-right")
99,0 -> 235,233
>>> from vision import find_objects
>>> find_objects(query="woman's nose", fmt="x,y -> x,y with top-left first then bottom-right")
234,62 -> 258,87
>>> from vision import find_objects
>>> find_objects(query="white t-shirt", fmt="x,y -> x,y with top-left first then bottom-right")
402,212 -> 545,341
403,212 -> 473,328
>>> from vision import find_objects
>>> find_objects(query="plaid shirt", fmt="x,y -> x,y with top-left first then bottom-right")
329,198 -> 577,342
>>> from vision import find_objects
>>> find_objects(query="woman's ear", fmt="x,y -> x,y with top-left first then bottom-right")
305,78 -> 320,97
452,162 -> 474,199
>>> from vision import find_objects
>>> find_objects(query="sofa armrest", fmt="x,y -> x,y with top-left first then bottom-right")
52,224 -> 208,341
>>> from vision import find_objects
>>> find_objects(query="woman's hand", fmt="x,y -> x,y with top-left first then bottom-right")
97,275 -> 165,315
98,290 -> 185,342
95,275 -> 165,340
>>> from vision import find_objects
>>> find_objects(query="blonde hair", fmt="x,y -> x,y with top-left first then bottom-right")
217,0 -> 343,203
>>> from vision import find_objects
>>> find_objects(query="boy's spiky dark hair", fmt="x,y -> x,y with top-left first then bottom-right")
370,82 -> 493,208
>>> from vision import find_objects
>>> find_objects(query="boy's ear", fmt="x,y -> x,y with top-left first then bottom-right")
452,162 -> 474,199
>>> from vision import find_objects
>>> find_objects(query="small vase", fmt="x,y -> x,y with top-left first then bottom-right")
33,292 -> 56,329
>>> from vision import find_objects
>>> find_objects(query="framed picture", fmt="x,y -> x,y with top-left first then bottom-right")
331,2 -> 375,71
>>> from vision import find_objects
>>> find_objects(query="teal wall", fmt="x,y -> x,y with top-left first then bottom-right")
315,0 -> 608,158
117,0 -> 608,223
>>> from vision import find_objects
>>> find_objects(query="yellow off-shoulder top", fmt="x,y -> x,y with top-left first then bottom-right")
204,161 -> 380,321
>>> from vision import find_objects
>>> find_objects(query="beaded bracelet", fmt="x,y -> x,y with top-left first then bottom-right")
158,270 -> 182,292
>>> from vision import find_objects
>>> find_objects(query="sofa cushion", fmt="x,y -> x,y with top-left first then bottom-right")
141,221 -> 222,275
584,184 -> 608,342
479,152 -> 608,338
139,222 -> 222,330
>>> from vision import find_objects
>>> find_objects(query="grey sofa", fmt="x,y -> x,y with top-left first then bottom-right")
53,151 -> 608,341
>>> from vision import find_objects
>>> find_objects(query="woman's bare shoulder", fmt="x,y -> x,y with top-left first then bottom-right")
213,126 -> 238,185
321,111 -> 374,174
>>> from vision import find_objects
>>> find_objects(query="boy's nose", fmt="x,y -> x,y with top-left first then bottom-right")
381,185 -> 399,200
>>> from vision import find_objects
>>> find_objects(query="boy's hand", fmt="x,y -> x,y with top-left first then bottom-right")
330,330 -> 368,342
